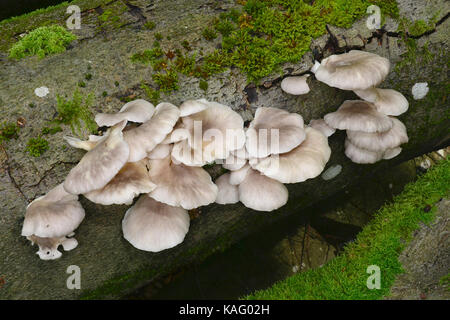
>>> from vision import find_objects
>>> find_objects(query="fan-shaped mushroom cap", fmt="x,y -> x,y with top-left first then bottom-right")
124,102 -> 180,162
239,168 -> 288,212
312,50 -> 390,90
251,127 -> 331,183
354,88 -> 409,116
64,120 -> 130,194
95,99 -> 155,127
346,117 -> 408,152
147,156 -> 218,210
383,147 -> 402,160
324,100 -> 393,133
281,75 -> 310,95
64,134 -> 105,151
308,119 -> 336,137
172,101 -> 245,166
229,164 -> 251,185
179,98 -> 209,117
122,196 -> 190,252
22,184 -> 85,239
344,139 -> 383,164
222,152 -> 247,171
215,173 -> 239,205
148,143 -> 172,160
84,160 -> 156,205
246,107 -> 306,159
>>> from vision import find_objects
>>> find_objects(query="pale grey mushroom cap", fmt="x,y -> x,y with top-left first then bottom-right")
124,102 -> 180,162
148,143 -> 172,160
344,139 -> 383,164
313,50 -> 390,90
246,107 -> 306,158
222,152 -> 247,171
251,127 -> 331,183
64,120 -> 130,194
22,184 -> 85,239
122,196 -> 190,252
64,134 -> 105,151
27,235 -> 78,260
215,173 -> 239,205
238,168 -> 288,212
95,99 -> 155,127
147,156 -> 218,210
383,147 -> 402,160
354,88 -> 409,116
84,160 -> 156,205
229,164 -> 251,185
346,117 -> 408,152
324,100 -> 393,133
308,119 -> 336,137
280,75 -> 310,95
179,98 -> 209,117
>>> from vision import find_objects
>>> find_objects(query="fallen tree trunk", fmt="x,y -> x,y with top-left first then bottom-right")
0,0 -> 448,299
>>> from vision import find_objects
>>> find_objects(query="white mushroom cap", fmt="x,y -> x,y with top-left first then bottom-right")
27,235 -> 78,260
147,156 -> 218,210
238,168 -> 288,212
95,99 -> 155,127
383,147 -> 402,160
172,100 -> 245,165
215,173 -> 239,205
22,184 -> 85,239
324,100 -> 393,133
280,75 -> 310,95
346,117 -> 408,152
84,160 -> 156,205
179,98 -> 209,117
344,139 -> 383,164
251,127 -> 331,183
148,143 -> 172,160
64,120 -> 130,194
63,134 -> 105,151
246,107 -> 306,158
124,102 -> 180,162
222,152 -> 247,171
354,88 -> 409,116
313,50 -> 390,90
122,196 -> 190,252
308,118 -> 336,137
229,164 -> 251,185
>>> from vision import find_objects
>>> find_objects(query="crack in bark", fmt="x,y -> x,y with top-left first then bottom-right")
23,160 -> 79,189
1,145 -> 29,203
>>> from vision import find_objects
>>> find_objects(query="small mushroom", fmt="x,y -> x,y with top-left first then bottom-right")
215,173 -> 239,205
245,107 -> 306,159
312,50 -> 390,91
63,134 -> 105,151
251,127 -> 331,183
21,184 -> 85,260
122,196 -> 190,252
64,120 -> 130,194
354,88 -> 409,116
308,119 -> 336,137
346,117 -> 408,152
124,102 -> 180,162
383,147 -> 402,160
344,139 -> 383,164
84,160 -> 156,205
229,164 -> 252,185
238,168 -> 288,212
95,99 -> 155,127
324,100 -> 393,133
179,98 -> 209,117
280,75 -> 310,95
147,155 -> 218,210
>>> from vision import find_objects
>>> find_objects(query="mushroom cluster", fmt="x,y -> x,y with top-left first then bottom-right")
23,97 -> 330,259
282,50 -> 409,164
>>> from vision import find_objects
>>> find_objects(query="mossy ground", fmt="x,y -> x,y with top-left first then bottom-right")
245,158 -> 450,300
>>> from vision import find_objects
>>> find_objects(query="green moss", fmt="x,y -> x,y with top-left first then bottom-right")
198,49 -> 228,78
181,40 -> 192,51
114,81 -> 119,87
439,273 -> 450,290
0,121 -> 20,142
144,21 -> 156,30
245,159 -> 450,300
96,3 -> 128,32
154,33 -> 163,41
202,27 -> 217,41
214,19 -> 235,37
140,82 -> 160,105
152,69 -> 179,92
85,73 -> 92,80
199,79 -> 208,91
174,53 -> 196,76
78,80 -> 86,87
102,91 -> 108,97
8,25 -> 76,59
41,126 -> 63,135
26,137 -> 49,157
55,89 -> 96,136
130,47 -> 164,65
